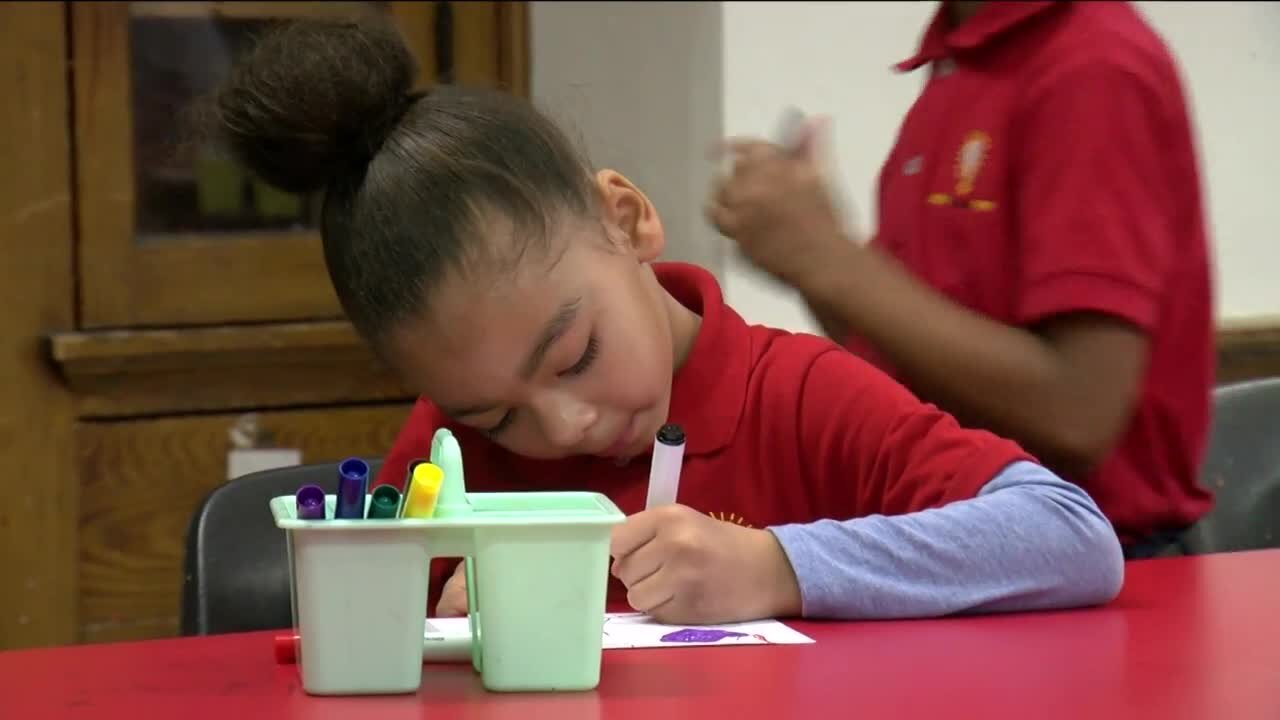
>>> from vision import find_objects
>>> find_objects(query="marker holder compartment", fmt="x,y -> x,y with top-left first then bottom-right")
269,491 -> 624,696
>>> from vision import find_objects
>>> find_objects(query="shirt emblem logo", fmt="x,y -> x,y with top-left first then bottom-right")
955,130 -> 989,197
707,511 -> 753,528
927,130 -> 998,212
902,155 -> 923,176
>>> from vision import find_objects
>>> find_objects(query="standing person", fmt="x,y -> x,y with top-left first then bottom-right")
708,0 -> 1215,559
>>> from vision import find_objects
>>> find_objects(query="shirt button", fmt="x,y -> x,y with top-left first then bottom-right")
935,57 -> 956,77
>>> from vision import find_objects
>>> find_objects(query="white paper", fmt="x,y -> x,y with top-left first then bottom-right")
600,612 -> 814,648
423,618 -> 469,640
423,612 -> 814,649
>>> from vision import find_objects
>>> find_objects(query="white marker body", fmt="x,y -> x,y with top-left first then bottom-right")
645,434 -> 686,509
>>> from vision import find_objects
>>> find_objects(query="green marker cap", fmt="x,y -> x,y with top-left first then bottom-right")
366,484 -> 402,519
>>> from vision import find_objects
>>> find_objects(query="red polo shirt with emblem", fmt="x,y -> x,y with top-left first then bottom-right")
375,262 -> 1031,613
845,1 -> 1214,544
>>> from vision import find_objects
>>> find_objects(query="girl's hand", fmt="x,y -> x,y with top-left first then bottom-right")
435,561 -> 469,617
609,504 -> 802,625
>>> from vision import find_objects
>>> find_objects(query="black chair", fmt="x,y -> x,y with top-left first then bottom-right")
1183,377 -> 1280,555
180,459 -> 383,636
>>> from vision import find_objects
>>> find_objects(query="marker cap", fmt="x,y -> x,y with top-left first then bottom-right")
274,634 -> 298,664
366,484 -> 402,519
335,457 -> 370,519
403,463 -> 444,519
295,484 -> 326,520
656,423 -> 686,447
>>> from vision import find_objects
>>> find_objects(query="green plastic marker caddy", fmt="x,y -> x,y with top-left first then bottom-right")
269,425 -> 625,695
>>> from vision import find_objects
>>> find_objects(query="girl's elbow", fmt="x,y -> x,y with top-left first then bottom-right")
1034,480 -> 1126,607
1073,513 -> 1126,605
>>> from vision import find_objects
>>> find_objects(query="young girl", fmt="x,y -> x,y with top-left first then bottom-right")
209,18 -> 1123,625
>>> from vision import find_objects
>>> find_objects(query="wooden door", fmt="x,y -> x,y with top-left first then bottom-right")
0,1 -> 79,652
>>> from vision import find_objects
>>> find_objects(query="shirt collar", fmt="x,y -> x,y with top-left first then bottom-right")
894,1 -> 1061,72
654,262 -> 750,457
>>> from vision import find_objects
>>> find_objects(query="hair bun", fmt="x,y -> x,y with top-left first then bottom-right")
210,18 -> 418,194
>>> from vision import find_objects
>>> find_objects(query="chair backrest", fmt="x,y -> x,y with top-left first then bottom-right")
180,459 -> 383,636
1183,377 -> 1280,554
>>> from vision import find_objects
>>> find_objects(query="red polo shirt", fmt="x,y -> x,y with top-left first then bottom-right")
376,263 -> 1031,613
847,1 -> 1214,543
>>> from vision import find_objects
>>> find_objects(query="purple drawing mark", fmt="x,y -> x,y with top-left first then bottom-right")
660,628 -> 750,643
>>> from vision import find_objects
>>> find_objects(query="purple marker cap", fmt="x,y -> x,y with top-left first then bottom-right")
335,457 -> 370,519
295,484 -> 326,520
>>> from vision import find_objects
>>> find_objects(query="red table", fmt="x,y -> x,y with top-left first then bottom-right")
5,550 -> 1280,719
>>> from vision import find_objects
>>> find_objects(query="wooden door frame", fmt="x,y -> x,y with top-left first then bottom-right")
0,1 -> 79,651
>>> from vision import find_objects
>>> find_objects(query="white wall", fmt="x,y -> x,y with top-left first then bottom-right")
531,1 -> 1280,331
1134,1 -> 1280,323
529,1 -> 724,271
721,1 -> 933,335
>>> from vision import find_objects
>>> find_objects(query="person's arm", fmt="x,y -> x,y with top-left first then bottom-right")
804,296 -> 850,344
789,58 -> 1175,481
757,347 -> 1123,619
797,246 -> 1148,481
768,460 -> 1125,618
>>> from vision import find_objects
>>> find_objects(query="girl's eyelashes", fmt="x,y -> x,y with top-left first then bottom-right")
483,410 -> 515,438
484,334 -> 600,439
560,334 -> 600,377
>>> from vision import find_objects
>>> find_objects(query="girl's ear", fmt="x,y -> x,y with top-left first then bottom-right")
593,169 -> 665,262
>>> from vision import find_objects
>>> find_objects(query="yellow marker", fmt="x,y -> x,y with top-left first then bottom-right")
402,462 -> 444,519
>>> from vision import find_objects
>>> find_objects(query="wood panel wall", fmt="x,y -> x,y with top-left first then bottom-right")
0,1 -> 79,650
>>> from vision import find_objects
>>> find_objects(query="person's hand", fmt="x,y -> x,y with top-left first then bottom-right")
706,116 -> 858,287
435,562 -> 469,617
609,504 -> 802,625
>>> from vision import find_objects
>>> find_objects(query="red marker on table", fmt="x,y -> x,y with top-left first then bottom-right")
273,630 -> 472,664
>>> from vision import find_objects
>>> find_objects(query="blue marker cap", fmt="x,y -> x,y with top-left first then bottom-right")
295,484 -> 326,520
335,457 -> 369,519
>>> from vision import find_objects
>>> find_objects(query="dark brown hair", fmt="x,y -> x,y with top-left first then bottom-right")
207,18 -> 594,347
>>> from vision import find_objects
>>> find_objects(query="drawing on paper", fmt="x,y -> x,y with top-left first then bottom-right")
430,613 -> 808,649
660,628 -> 750,643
